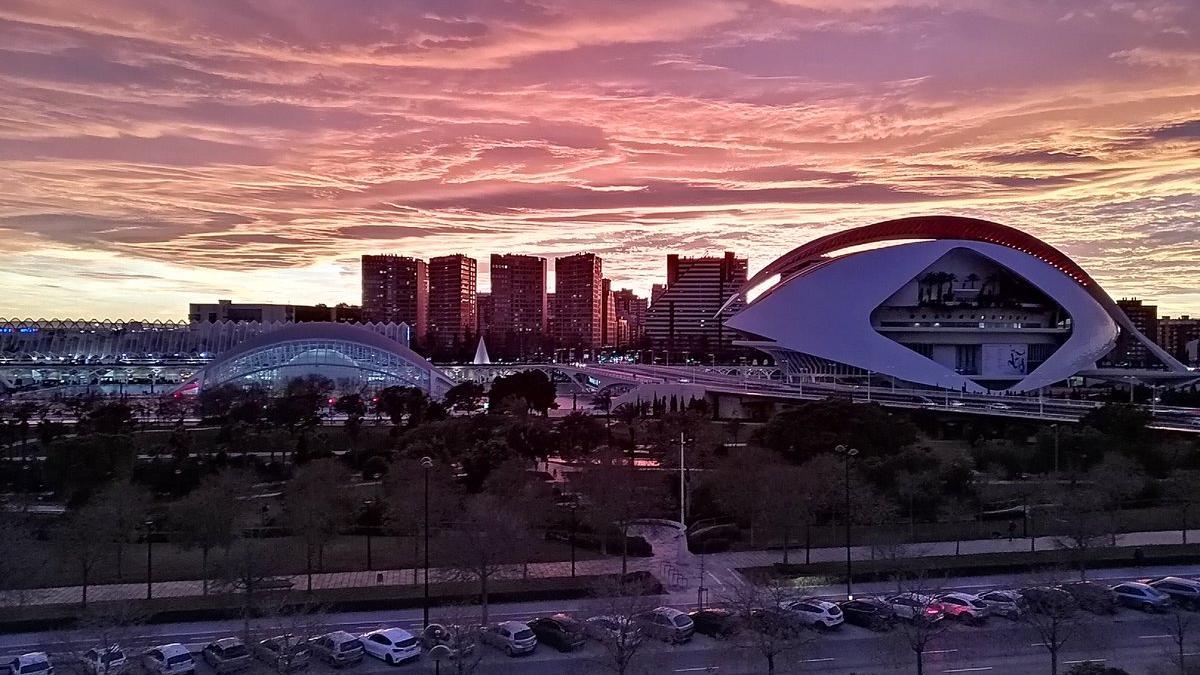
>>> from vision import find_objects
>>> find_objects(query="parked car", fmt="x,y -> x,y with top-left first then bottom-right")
81,646 -> 127,675
935,593 -> 992,624
419,624 -> 476,659
885,594 -> 944,623
747,607 -> 806,638
1145,577 -> 1200,610
309,632 -> 365,667
359,628 -> 420,665
838,598 -> 895,631
4,653 -> 52,675
201,639 -> 252,674
480,621 -> 537,657
977,590 -> 1027,620
635,607 -> 696,643
688,608 -> 740,639
1059,582 -> 1117,614
781,599 -> 845,630
1112,582 -> 1173,612
141,644 -> 195,675
254,635 -> 310,672
583,616 -> 643,648
1019,586 -> 1077,615
527,615 -> 585,652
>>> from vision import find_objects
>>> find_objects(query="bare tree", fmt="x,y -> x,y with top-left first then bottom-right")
425,603 -> 486,675
483,459 -> 556,578
1052,484 -> 1109,580
53,497 -> 114,607
283,458 -> 355,592
1088,454 -> 1145,546
89,479 -> 153,582
888,575 -> 954,675
585,577 -> 659,675
50,602 -> 149,675
444,493 -> 531,624
721,576 -> 816,675
576,450 -> 661,575
170,471 -> 247,595
212,538 -> 292,642
1165,470 -> 1200,544
1159,607 -> 1198,675
937,495 -> 976,556
1020,570 -> 1085,675
712,448 -> 779,548
383,457 -> 462,583
0,512 -> 44,606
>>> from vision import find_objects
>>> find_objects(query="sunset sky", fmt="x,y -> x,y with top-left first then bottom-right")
1,0 -> 1197,320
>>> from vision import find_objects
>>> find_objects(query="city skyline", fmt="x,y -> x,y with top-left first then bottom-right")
1,1 -> 1198,319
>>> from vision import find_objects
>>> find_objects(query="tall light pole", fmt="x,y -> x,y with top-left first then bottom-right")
1051,423 -> 1060,474
144,518 -> 155,600
835,444 -> 858,599
679,432 -> 686,526
420,456 -> 433,628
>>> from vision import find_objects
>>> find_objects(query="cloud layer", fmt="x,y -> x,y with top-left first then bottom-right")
0,0 -> 1197,318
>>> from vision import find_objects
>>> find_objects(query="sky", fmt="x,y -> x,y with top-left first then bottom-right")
0,0 -> 1197,320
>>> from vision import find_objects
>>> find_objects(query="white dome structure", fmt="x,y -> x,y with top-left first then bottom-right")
724,216 -> 1189,394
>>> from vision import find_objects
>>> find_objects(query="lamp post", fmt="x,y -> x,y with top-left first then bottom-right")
420,456 -> 433,628
144,518 -> 155,600
569,504 -> 577,578
835,444 -> 859,599
1052,423 -> 1060,474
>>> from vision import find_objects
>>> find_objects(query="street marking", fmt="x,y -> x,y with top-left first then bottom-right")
801,658 -> 835,663
1064,660 -> 1106,665
1139,634 -> 1172,639
1029,643 -> 1047,647
674,668 -> 717,673
944,668 -> 992,673
927,649 -> 958,654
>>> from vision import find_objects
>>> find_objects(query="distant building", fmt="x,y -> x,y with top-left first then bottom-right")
554,253 -> 603,350
361,255 -> 428,342
428,254 -> 478,354
600,278 -> 618,348
645,252 -> 748,357
476,292 -> 493,346
489,254 -> 548,358
1159,315 -> 1200,366
1110,298 -> 1159,368
189,300 -> 361,324
611,288 -> 647,348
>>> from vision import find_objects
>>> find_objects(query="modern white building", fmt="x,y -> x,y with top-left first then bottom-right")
724,216 -> 1192,394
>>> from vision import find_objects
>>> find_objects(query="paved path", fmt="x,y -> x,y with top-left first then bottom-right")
3,526 -> 1196,608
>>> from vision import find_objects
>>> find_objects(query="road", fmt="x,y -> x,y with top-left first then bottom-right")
5,567 -> 1199,675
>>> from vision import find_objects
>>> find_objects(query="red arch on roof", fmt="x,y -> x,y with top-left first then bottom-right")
744,215 -> 1099,298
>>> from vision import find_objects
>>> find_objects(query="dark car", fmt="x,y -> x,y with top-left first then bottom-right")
688,609 -> 740,639
1019,587 -> 1077,615
747,608 -> 805,638
1059,582 -> 1117,614
838,598 -> 895,631
527,615 -> 585,652
1145,577 -> 1200,610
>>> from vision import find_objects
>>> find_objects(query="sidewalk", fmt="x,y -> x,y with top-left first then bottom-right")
3,526 -> 1195,608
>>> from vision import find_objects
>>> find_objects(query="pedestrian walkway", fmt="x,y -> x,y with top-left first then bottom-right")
3,526 -> 1195,608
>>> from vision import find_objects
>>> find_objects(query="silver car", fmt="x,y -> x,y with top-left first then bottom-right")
978,589 -> 1028,620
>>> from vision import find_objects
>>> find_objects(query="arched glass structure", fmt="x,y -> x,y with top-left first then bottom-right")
194,322 -> 454,397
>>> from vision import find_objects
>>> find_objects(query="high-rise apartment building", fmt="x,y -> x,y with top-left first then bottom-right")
554,253 -> 603,349
361,255 -> 428,342
489,254 -> 548,358
1160,315 -> 1200,366
1111,298 -> 1159,368
645,251 -> 748,357
611,289 -> 648,347
476,292 -> 493,346
428,254 -> 477,354
190,300 -> 362,324
600,278 -> 618,348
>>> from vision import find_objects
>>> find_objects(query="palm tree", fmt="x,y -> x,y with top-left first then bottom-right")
965,272 -> 980,289
919,273 -> 937,304
944,273 -> 958,301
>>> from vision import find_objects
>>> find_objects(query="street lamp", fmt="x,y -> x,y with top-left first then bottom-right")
420,455 -> 433,628
835,444 -> 859,599
569,504 -> 578,579
144,518 -> 155,600
1051,423 -> 1060,474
